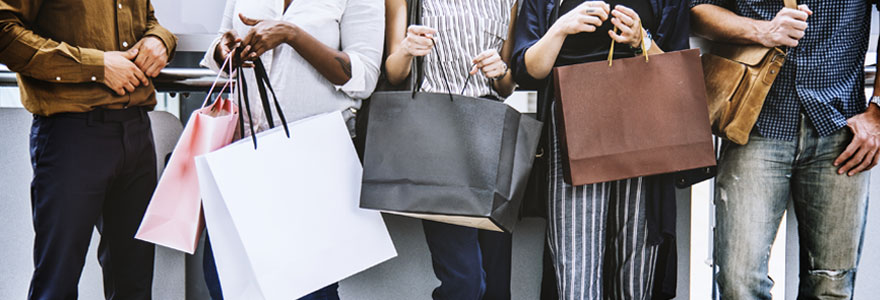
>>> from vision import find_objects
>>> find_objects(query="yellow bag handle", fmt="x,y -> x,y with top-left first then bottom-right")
607,19 -> 649,67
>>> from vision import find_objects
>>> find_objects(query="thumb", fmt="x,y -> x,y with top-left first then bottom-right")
239,13 -> 261,26
123,48 -> 139,60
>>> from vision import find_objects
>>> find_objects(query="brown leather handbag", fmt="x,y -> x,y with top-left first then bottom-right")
701,0 -> 797,145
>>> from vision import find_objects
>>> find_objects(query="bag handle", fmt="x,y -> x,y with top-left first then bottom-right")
607,19 -> 650,67
234,56 -> 292,149
784,0 -> 797,9
202,52 -> 236,110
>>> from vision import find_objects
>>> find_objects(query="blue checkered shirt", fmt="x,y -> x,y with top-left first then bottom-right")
691,0 -> 872,139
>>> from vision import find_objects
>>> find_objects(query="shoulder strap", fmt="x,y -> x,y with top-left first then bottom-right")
784,0 -> 797,9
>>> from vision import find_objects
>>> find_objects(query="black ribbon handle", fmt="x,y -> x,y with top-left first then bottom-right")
234,48 -> 292,149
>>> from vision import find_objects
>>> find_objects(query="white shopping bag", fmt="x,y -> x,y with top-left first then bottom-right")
196,111 -> 397,300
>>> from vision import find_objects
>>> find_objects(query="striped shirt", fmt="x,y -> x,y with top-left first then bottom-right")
690,0 -> 872,140
419,0 -> 516,99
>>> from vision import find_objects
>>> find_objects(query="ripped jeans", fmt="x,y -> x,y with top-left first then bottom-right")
714,116 -> 869,299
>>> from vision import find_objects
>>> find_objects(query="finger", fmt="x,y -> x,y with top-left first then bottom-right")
780,38 -> 798,48
614,5 -> 640,23
780,8 -> 809,21
869,150 -> 880,170
611,18 -> 634,36
240,45 -> 252,61
608,30 -> 630,44
123,48 -> 139,60
133,67 -> 149,86
411,49 -> 431,57
472,50 -> 496,64
577,24 -> 597,33
239,13 -> 262,26
798,4 -> 813,16
146,61 -> 162,78
840,147 -> 870,175
480,54 -> 501,66
849,149 -> 876,175
134,51 -> 148,70
788,29 -> 805,40
579,15 -> 603,28
611,10 -> 635,27
124,81 -> 136,93
783,18 -> 808,31
408,25 -> 438,36
835,137 -> 862,167
112,84 -> 125,96
583,1 -> 610,15
410,36 -> 434,47
583,6 -> 609,21
470,64 -> 479,75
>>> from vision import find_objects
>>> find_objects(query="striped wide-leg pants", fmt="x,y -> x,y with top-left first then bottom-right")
547,104 -> 659,300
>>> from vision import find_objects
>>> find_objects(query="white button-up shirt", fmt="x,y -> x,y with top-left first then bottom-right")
201,0 -> 384,134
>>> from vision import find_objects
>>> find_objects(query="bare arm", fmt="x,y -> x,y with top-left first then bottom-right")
691,4 -> 812,48
240,14 -> 352,85
488,3 -> 519,97
524,1 -> 609,80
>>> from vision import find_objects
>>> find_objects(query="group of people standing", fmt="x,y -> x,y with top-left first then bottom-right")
0,0 -> 875,300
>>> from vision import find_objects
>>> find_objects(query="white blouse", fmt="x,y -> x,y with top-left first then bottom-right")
201,0 -> 385,134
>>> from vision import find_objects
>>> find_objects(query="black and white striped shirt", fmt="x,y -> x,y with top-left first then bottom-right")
420,0 -> 517,99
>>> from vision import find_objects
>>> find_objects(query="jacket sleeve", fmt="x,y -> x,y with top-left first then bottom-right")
143,0 -> 178,60
0,0 -> 104,83
510,0 -> 549,91
654,0 -> 691,52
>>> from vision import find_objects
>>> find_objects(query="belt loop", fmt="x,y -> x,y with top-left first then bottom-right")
139,106 -> 146,123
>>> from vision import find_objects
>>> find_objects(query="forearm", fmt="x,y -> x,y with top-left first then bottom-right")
0,24 -> 104,83
523,25 -> 567,80
287,25 -> 352,85
384,49 -> 412,86
691,4 -> 767,45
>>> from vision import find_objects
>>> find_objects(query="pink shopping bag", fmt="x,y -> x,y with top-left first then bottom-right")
136,57 -> 239,253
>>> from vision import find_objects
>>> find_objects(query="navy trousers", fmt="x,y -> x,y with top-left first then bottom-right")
28,108 -> 157,300
422,220 -> 513,300
202,233 -> 340,300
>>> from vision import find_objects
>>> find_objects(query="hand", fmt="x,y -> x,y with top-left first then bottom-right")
552,1 -> 610,36
103,48 -> 149,96
131,36 -> 168,78
757,5 -> 812,48
470,49 -> 507,79
214,29 -> 242,66
239,14 -> 297,60
608,5 -> 644,48
400,25 -> 437,57
834,105 -> 880,176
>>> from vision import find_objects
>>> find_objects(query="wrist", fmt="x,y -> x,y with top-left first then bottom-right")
751,20 -> 773,46
284,23 -> 300,45
630,28 -> 644,48
547,24 -> 568,41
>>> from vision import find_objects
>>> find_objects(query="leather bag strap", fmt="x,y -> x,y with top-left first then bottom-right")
784,0 -> 797,9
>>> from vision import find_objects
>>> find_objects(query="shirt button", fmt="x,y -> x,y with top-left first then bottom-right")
91,76 -> 97,81
55,77 -> 61,81
118,3 -> 122,9
122,41 -> 129,48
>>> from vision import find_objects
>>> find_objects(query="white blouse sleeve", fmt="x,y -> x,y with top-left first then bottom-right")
200,0 -> 237,75
333,0 -> 385,100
